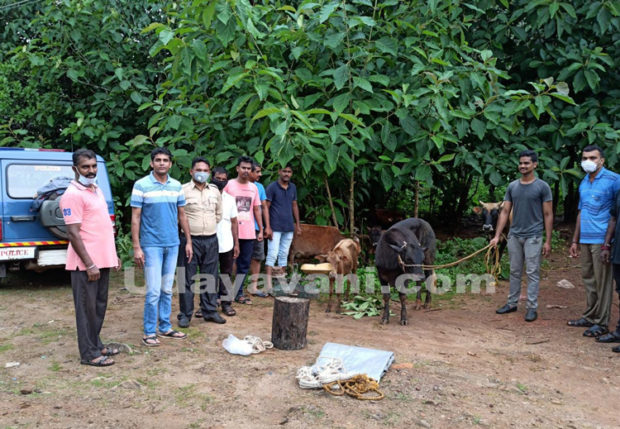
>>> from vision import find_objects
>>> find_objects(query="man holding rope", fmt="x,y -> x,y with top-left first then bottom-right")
490,150 -> 553,322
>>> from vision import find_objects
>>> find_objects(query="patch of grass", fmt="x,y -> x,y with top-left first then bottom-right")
91,376 -> 123,389
393,392 -> 413,401
0,343 -> 14,353
516,382 -> 528,394
38,327 -> 71,344
473,416 -> 482,424
175,383 -> 213,409
384,411 -> 402,426
414,360 -> 431,368
302,405 -> 325,419
135,377 -> 159,390
15,327 -> 35,336
180,327 -> 203,340
48,361 -> 62,372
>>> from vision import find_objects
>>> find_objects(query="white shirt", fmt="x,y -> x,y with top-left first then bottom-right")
217,191 -> 238,253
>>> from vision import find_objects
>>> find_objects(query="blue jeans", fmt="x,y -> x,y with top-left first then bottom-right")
234,239 -> 255,300
143,246 -> 179,336
266,231 -> 294,267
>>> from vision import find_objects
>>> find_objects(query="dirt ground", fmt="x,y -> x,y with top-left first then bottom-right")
0,249 -> 619,429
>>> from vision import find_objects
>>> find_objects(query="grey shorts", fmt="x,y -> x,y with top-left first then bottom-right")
251,238 -> 265,261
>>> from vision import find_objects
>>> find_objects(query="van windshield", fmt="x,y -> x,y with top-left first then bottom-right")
7,164 -> 74,199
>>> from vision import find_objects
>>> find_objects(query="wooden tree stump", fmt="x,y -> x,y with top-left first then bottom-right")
271,296 -> 310,350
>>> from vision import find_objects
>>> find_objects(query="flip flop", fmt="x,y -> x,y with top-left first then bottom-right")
235,295 -> 252,305
142,335 -> 160,347
250,291 -> 269,298
81,355 -> 115,367
583,324 -> 609,338
567,317 -> 593,327
157,330 -> 187,340
596,332 -> 620,343
222,305 -> 236,316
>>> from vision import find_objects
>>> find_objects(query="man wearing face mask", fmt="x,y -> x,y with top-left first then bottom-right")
568,145 -> 620,339
60,149 -> 121,366
177,157 -> 223,327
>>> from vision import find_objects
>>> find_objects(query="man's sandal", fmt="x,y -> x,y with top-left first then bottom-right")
596,332 -> 620,343
142,335 -> 160,347
235,295 -> 252,305
158,330 -> 187,340
567,317 -> 593,327
81,355 -> 115,367
222,305 -> 236,316
583,324 -> 609,337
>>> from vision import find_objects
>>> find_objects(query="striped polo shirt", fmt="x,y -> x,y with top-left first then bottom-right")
131,172 -> 186,247
578,167 -> 620,244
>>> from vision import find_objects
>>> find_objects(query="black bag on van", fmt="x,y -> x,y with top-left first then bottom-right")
31,177 -> 73,239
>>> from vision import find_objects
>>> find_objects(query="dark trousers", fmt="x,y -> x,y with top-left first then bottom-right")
611,264 -> 620,333
71,268 -> 110,362
234,239 -> 255,299
219,249 -> 234,302
178,234 -> 219,320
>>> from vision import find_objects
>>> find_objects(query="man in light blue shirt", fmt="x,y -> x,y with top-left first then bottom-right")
568,144 -> 620,338
131,147 -> 193,347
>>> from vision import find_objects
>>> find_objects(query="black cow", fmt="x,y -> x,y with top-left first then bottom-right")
472,201 -> 511,260
375,218 -> 436,326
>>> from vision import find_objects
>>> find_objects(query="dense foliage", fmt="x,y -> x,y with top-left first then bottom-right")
1,0 -> 618,232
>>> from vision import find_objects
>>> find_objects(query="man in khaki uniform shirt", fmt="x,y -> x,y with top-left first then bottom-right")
177,157 -> 223,327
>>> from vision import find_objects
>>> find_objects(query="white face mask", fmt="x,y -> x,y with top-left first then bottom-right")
581,160 -> 598,174
78,173 -> 97,186
193,171 -> 209,183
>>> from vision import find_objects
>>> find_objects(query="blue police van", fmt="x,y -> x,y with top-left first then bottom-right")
0,148 -> 115,277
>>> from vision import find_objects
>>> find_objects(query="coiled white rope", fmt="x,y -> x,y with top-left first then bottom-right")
296,357 -> 359,389
243,336 -> 274,354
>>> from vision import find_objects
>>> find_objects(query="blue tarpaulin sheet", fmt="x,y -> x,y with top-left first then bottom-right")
315,342 -> 394,382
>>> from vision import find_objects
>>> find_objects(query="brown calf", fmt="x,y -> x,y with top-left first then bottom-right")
288,224 -> 345,267
324,238 -> 361,313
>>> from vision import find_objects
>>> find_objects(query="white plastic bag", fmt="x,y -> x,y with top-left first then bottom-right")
222,334 -> 253,356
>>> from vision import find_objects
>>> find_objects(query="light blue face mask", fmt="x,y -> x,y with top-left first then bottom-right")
193,171 -> 209,183
78,174 -> 97,186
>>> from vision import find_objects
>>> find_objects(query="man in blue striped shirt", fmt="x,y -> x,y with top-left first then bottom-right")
568,145 -> 620,338
131,147 -> 193,347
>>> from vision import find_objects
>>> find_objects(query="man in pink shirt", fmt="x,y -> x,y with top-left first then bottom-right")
223,156 -> 263,304
60,149 -> 120,367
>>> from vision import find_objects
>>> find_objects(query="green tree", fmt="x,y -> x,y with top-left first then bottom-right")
0,0 -> 167,225
143,0 -> 573,230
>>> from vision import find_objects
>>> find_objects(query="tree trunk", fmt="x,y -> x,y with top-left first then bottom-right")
324,177 -> 339,228
271,297 -> 310,350
349,165 -> 355,234
414,180 -> 419,218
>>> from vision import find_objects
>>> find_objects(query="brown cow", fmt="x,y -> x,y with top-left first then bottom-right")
288,224 -> 345,267
324,238 -> 361,313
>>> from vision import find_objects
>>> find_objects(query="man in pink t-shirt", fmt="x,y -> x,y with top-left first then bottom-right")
223,156 -> 263,304
60,149 -> 120,367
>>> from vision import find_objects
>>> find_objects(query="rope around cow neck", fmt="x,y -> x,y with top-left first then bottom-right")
396,236 -> 504,279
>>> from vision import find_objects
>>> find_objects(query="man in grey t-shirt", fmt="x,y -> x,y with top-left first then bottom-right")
490,150 -> 553,322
